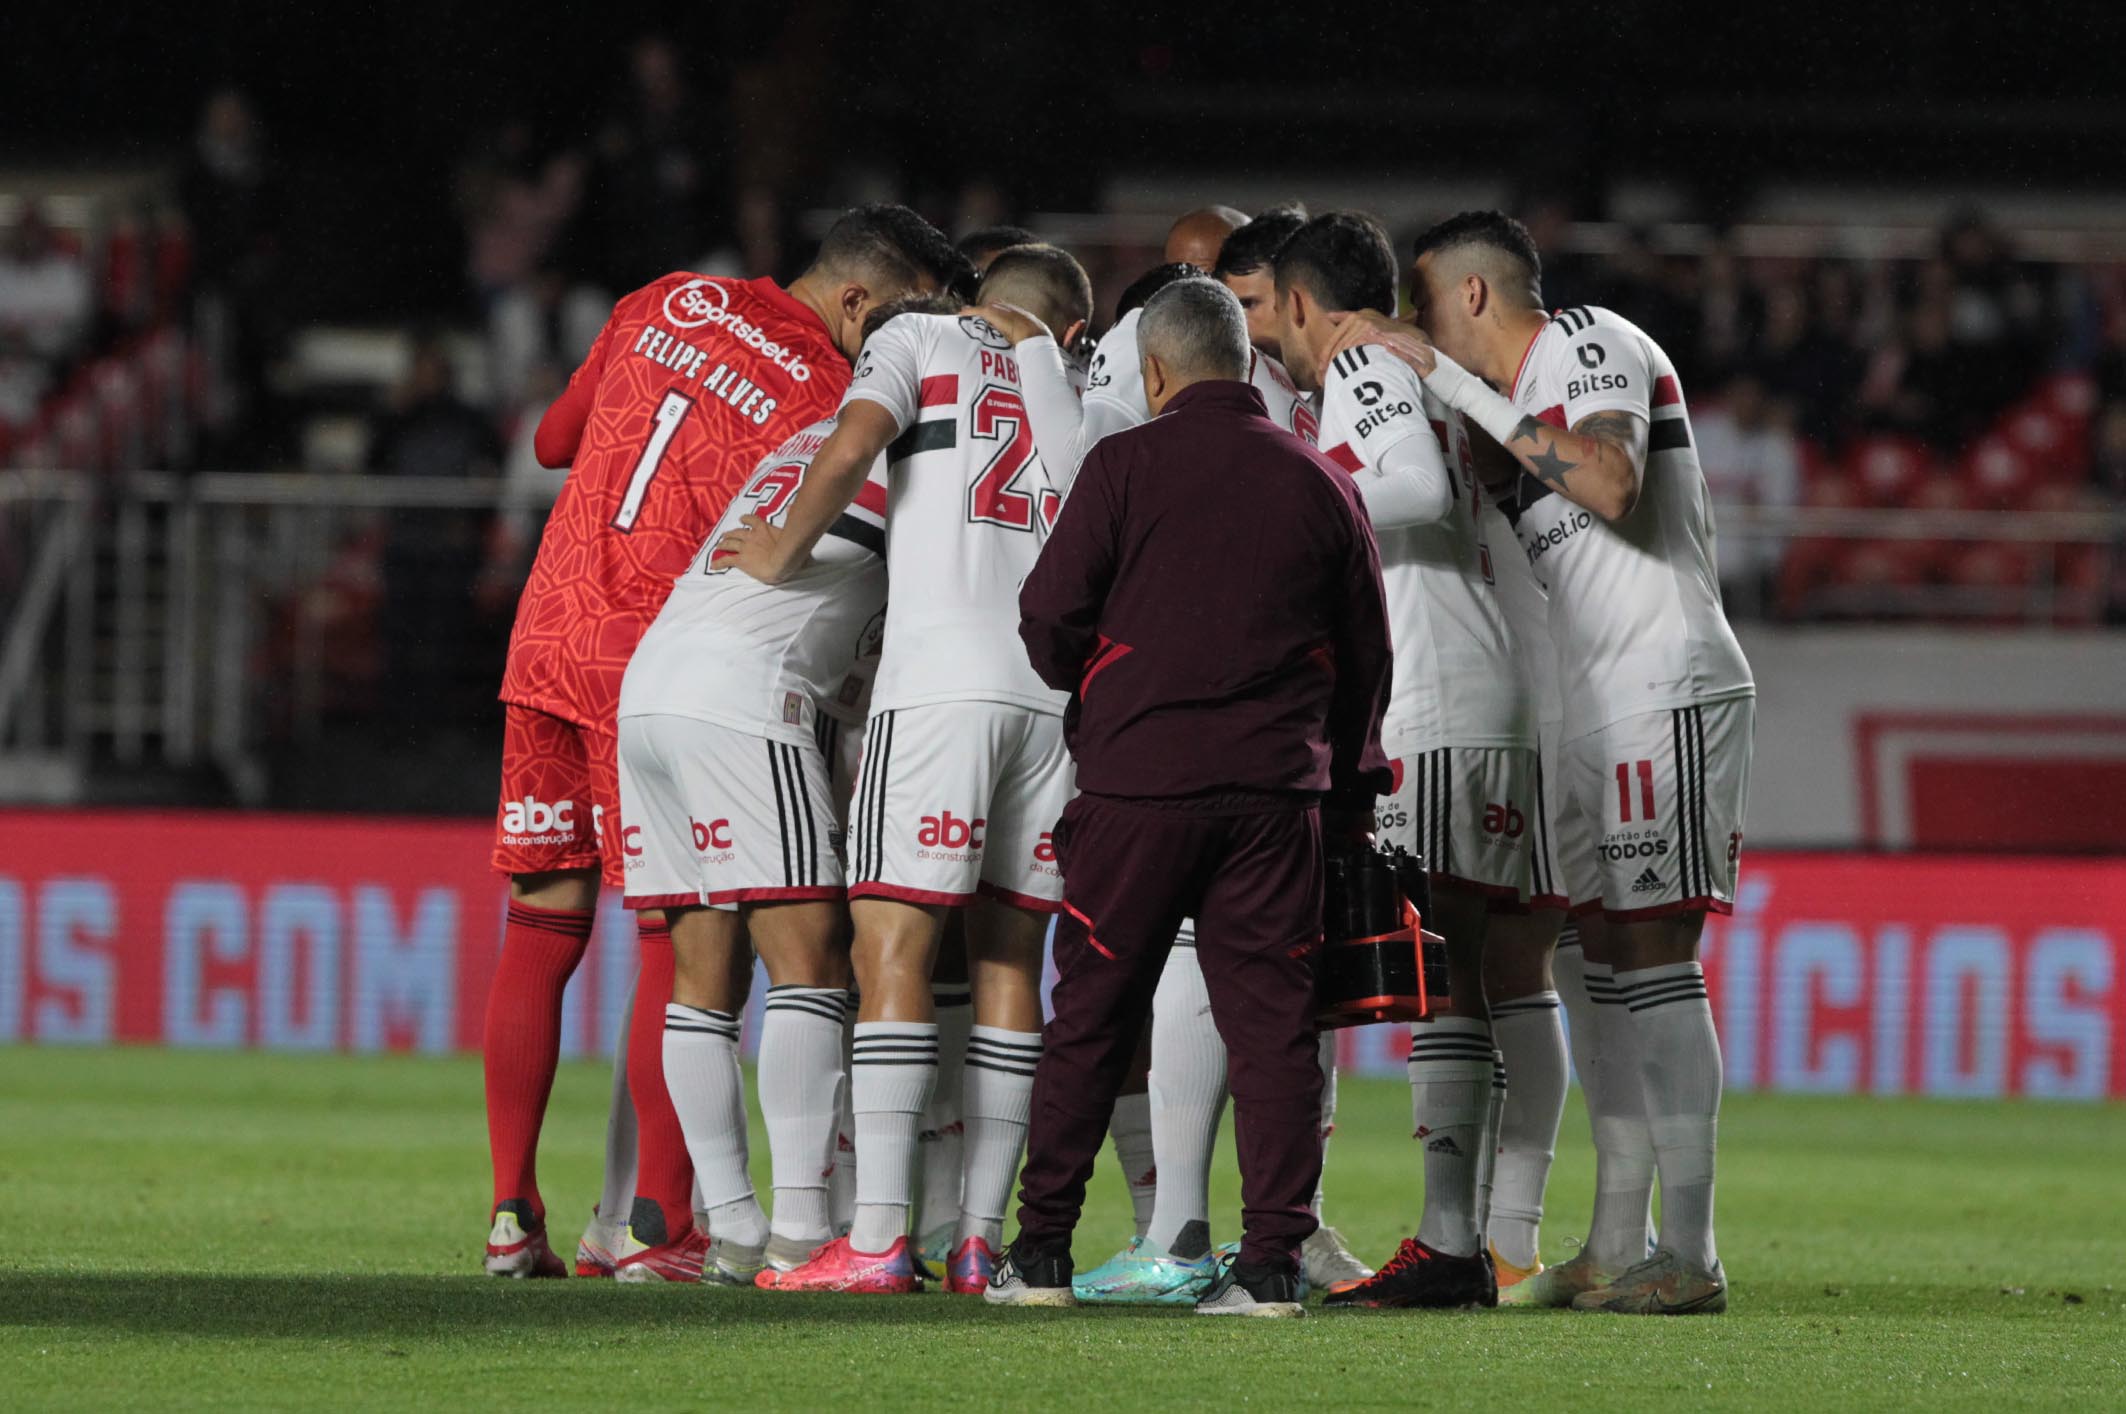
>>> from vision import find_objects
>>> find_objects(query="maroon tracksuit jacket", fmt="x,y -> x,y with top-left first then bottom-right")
1012,378 -> 1393,1271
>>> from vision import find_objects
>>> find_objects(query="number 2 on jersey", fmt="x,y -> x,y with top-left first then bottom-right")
610,389 -> 694,533
747,461 -> 806,520
967,384 -> 1040,531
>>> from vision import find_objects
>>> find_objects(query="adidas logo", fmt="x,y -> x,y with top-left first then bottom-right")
1631,867 -> 1665,893
1425,1135 -> 1463,1156
1133,1167 -> 1158,1187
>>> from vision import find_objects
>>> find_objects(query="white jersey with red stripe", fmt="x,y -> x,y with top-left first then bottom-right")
1505,305 -> 1753,742
843,311 -> 1067,715
1317,344 -> 1529,753
1081,308 -> 1312,440
1247,347 -> 1311,439
619,418 -> 887,743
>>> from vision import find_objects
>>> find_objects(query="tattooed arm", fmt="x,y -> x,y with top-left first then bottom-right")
1348,326 -> 1650,522
1501,408 -> 1649,521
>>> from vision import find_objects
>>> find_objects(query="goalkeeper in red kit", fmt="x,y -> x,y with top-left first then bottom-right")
482,204 -> 967,1278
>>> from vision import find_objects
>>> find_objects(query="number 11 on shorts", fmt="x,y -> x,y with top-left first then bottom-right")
1616,758 -> 1656,822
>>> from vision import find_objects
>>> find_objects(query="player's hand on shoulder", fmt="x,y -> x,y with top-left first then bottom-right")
1324,309 -> 1411,365
713,513 -> 796,585
964,302 -> 1051,346
1364,326 -> 1440,380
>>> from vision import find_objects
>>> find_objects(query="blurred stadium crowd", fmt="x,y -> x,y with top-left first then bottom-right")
4,31 -> 2124,759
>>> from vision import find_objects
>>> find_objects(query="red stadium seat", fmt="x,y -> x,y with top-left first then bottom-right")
2000,400 -> 2089,484
1910,475 -> 1972,513
1830,538 -> 1938,619
2038,370 -> 2097,421
1774,476 -> 1864,616
1941,541 -> 2039,624
1959,438 -> 2041,509
2029,483 -> 2113,626
1844,436 -> 1932,507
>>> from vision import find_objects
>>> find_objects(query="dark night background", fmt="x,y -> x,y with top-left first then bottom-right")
9,2 -> 2124,323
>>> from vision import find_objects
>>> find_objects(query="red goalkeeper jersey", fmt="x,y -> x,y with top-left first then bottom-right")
499,273 -> 849,727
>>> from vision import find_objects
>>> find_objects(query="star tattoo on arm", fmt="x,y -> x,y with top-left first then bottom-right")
1510,415 -> 1581,490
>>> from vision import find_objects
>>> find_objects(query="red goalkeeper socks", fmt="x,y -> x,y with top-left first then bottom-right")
627,915 -> 699,1243
483,900 -> 594,1221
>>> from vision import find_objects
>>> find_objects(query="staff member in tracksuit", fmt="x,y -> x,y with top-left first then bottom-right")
986,277 -> 1393,1318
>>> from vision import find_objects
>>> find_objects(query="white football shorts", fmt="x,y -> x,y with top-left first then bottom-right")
1559,696 -> 1755,921
845,701 -> 1072,912
618,713 -> 843,911
1379,743 -> 1537,901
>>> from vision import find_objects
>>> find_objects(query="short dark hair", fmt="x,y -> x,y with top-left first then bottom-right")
1410,210 -> 1543,299
1271,211 -> 1397,316
1212,203 -> 1308,279
811,203 -> 971,300
977,243 -> 1094,338
957,224 -> 1038,264
1115,261 -> 1202,318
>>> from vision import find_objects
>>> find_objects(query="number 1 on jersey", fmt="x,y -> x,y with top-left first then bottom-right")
611,389 -> 694,533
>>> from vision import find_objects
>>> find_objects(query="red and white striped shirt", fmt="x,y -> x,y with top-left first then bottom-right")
842,312 -> 1068,715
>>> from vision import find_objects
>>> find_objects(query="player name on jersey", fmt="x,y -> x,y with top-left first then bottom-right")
630,325 -> 787,427
846,312 -> 1067,716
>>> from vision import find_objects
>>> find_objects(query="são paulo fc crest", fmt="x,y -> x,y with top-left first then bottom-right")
958,314 -> 1011,350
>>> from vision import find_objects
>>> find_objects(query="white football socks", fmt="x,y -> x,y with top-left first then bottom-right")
849,1020 -> 938,1254
1618,961 -> 1721,1272
1145,939 -> 1227,1259
916,984 -> 972,1241
662,1004 -> 767,1246
828,994 -> 856,1233
758,985 -> 847,1245
1408,1016 -> 1493,1258
1582,961 -> 1658,1270
1315,1031 -> 1339,1220
957,1025 -> 1042,1251
1489,989 -> 1567,1269
1476,1044 -> 1506,1235
1108,1091 -> 1157,1239
594,977 -> 638,1235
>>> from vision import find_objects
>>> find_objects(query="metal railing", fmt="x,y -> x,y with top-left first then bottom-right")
0,470 -> 2121,806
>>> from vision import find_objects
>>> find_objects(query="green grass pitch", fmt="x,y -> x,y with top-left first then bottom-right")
1,1046 -> 2120,1410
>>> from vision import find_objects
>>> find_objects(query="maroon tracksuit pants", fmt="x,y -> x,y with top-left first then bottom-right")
1013,790 -> 1326,1271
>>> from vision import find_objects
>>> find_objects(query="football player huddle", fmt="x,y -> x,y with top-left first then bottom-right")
478,197 -> 1752,1320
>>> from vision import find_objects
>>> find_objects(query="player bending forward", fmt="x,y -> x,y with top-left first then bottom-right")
1340,211 -> 1753,1315
978,213 -> 1370,1304
610,315 -> 909,1278
1274,212 -> 1536,1310
481,204 -> 961,1278
721,245 -> 1096,1295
